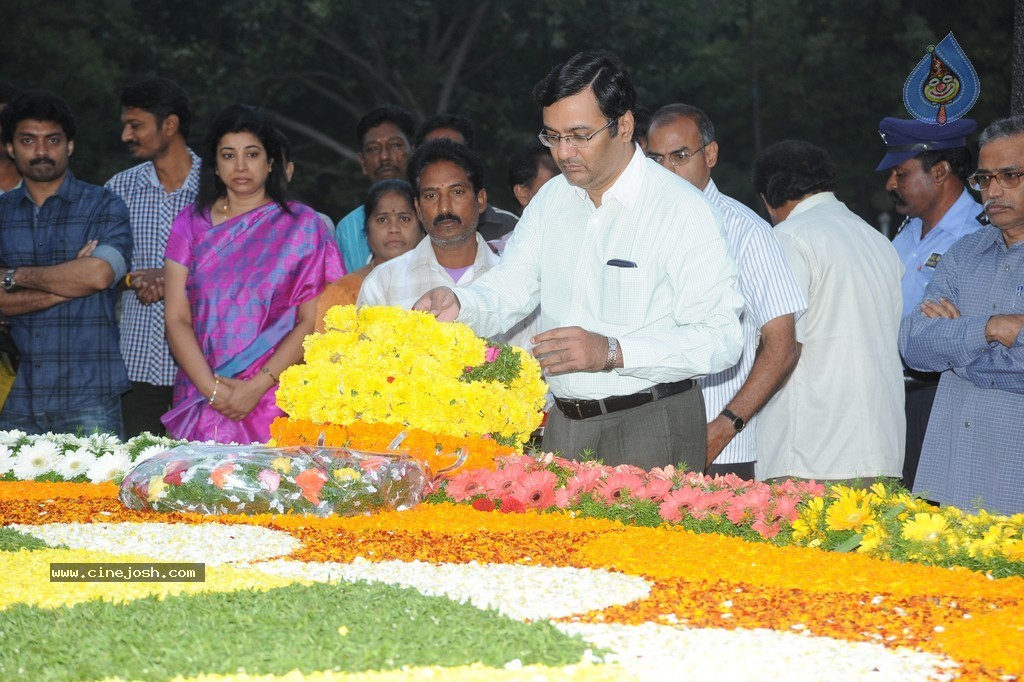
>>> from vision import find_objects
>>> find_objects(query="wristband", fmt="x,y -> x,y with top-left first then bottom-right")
208,378 -> 220,405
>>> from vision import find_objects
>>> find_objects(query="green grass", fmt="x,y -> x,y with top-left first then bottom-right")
0,580 -> 592,681
0,527 -> 57,552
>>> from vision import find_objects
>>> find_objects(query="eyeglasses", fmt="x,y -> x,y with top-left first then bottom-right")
647,142 -> 710,167
538,119 -> 616,149
968,170 -> 1024,191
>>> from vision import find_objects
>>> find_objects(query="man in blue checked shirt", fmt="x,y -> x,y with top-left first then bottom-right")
106,78 -> 200,437
900,114 -> 1024,515
0,91 -> 133,437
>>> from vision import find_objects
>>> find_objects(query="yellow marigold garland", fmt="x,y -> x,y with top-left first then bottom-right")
274,306 -> 547,449
268,417 -> 515,472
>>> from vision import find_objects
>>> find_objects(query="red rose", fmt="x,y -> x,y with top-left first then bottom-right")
472,497 -> 496,512
499,497 -> 526,514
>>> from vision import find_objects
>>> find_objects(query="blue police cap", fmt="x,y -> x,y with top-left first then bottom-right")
875,117 -> 976,171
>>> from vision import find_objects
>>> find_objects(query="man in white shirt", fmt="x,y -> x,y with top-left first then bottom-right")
753,140 -> 905,484
647,104 -> 806,480
414,51 -> 743,470
358,139 -> 536,349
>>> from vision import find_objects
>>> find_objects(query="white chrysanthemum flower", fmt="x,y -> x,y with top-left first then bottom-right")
0,444 -> 14,475
86,432 -> 122,455
12,440 -> 61,479
61,434 -> 92,450
0,429 -> 27,446
86,450 -> 133,483
133,444 -> 171,465
55,447 -> 98,479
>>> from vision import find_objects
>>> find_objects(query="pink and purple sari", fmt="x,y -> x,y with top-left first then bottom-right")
162,201 -> 344,443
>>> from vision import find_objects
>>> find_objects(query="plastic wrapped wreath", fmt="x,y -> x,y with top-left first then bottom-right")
119,443 -> 428,517
271,306 -> 547,459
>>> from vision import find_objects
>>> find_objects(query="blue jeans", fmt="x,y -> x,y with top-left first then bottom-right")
0,396 -> 124,439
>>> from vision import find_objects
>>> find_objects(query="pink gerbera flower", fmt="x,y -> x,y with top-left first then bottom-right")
484,465 -> 525,498
771,494 -> 802,522
648,464 -> 678,482
566,466 -> 604,497
554,488 -> 574,509
595,471 -> 644,504
613,463 -> 648,478
446,469 -> 490,502
752,519 -> 781,539
733,487 -> 772,512
659,485 -> 704,522
635,478 -> 673,502
509,470 -> 558,510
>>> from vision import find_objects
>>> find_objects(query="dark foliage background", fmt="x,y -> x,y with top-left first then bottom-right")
0,0 -> 1013,230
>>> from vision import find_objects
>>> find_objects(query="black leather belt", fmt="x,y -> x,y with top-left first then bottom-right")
554,379 -> 694,421
904,369 -> 940,391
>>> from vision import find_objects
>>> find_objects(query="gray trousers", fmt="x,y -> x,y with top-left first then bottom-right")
543,385 -> 706,472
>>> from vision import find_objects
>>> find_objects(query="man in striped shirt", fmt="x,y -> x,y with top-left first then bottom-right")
647,104 -> 806,479
106,79 -> 200,437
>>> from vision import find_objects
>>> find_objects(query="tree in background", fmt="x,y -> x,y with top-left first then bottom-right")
0,0 -> 1013,226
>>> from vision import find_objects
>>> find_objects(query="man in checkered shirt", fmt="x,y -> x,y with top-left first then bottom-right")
106,79 -> 200,437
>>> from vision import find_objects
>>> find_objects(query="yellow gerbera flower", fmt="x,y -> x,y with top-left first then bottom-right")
825,489 -> 875,532
902,512 -> 948,543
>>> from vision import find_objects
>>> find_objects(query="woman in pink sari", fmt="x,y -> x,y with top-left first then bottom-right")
162,104 -> 344,443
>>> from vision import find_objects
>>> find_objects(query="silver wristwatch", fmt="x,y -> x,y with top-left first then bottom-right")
604,336 -> 619,371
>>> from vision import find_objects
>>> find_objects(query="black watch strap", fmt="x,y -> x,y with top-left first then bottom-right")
720,408 -> 746,432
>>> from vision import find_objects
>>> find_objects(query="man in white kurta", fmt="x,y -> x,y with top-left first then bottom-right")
754,141 -> 905,482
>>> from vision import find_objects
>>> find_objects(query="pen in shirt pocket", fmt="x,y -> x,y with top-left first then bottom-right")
607,259 -> 637,268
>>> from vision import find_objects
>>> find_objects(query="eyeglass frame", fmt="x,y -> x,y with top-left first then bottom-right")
647,141 -> 711,167
538,118 -> 617,149
968,170 -> 1024,192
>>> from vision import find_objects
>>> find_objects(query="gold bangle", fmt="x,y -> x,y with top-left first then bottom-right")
208,378 -> 220,405
125,274 -> 133,289
262,366 -> 279,384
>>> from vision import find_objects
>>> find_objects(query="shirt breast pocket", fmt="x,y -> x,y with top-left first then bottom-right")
598,265 -> 654,328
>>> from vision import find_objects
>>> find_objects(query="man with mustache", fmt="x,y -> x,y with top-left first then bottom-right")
415,113 -> 520,242
0,91 -> 133,436
899,114 -> 1024,515
358,139 -> 537,348
335,106 -> 416,272
876,117 -> 982,489
414,51 -> 743,470
105,78 -> 200,437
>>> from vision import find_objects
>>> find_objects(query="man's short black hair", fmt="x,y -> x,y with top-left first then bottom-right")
507,139 -> 553,191
916,147 -> 972,184
533,50 -> 636,138
416,113 -> 475,148
753,140 -> 838,209
355,105 -> 416,147
407,139 -> 485,195
119,77 -> 192,139
0,90 -> 77,145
